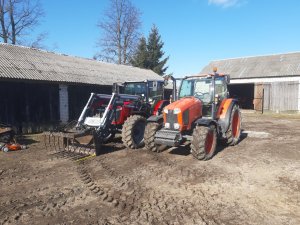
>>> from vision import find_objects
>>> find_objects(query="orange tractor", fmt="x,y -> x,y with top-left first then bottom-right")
144,69 -> 242,160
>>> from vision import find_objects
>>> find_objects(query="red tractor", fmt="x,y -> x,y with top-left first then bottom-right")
45,79 -> 175,155
144,69 -> 242,160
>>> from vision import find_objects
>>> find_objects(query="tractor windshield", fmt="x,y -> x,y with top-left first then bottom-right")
179,78 -> 213,104
123,83 -> 147,96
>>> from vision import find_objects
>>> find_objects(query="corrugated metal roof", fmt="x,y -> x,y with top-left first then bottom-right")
200,52 -> 300,79
0,43 -> 162,85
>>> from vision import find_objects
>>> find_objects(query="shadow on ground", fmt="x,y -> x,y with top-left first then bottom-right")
17,135 -> 40,145
167,131 -> 248,158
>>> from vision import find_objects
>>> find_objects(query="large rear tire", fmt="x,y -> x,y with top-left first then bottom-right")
222,104 -> 242,146
144,122 -> 166,152
191,125 -> 217,160
122,115 -> 146,149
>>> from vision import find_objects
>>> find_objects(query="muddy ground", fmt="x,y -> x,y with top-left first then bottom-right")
0,112 -> 300,225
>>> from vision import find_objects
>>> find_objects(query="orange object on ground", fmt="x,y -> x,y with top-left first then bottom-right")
1,143 -> 27,152
7,143 -> 22,151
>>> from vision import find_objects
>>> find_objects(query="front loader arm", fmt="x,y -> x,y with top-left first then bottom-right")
76,93 -> 96,128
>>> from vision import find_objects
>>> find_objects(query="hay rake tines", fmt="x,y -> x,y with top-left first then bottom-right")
44,132 -> 65,152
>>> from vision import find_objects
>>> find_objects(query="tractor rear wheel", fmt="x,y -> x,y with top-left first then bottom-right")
144,122 -> 166,152
122,115 -> 146,149
222,104 -> 242,146
191,125 -> 217,160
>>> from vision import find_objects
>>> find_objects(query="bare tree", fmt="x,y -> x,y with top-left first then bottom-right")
96,0 -> 141,64
0,0 -> 44,45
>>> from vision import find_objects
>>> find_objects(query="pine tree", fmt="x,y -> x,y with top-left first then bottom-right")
130,37 -> 148,68
131,25 -> 169,76
146,25 -> 169,75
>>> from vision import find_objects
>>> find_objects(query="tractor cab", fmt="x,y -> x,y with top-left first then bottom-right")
119,80 -> 167,115
178,74 -> 230,118
121,80 -> 165,103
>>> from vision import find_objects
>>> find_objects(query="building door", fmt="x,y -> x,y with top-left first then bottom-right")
228,83 -> 254,109
254,83 -> 264,111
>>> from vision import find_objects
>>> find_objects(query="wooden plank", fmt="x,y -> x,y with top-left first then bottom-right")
254,83 -> 263,111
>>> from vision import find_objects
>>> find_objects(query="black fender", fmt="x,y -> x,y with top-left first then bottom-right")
218,99 -> 238,133
194,118 -> 218,131
147,114 -> 163,123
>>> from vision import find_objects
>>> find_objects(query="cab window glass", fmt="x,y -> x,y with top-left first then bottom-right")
215,77 -> 227,99
124,83 -> 146,95
179,80 -> 193,98
149,81 -> 163,100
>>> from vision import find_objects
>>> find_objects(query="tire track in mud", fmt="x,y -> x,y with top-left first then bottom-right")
90,150 -> 219,224
49,149 -> 220,224
0,188 -> 78,224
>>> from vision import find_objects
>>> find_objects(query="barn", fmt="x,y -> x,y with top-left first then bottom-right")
201,53 -> 300,113
0,43 -> 163,133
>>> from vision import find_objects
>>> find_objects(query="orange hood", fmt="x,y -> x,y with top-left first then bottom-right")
165,97 -> 201,112
164,97 -> 202,131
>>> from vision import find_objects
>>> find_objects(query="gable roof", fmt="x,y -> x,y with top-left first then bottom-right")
0,43 -> 162,85
200,52 -> 300,79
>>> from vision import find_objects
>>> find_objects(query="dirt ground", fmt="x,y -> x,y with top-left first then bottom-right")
0,112 -> 300,225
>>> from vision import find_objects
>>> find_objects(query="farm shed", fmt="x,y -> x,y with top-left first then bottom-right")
201,53 -> 300,113
0,43 -> 163,133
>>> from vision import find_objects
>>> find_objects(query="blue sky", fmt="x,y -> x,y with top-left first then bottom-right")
36,0 -> 300,77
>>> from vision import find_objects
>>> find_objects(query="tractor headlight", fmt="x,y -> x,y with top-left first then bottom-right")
174,123 -> 180,130
163,108 -> 169,114
173,108 -> 181,114
165,123 -> 170,129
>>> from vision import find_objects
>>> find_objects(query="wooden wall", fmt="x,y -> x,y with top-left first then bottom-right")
0,81 -> 113,133
0,81 -> 60,133
263,81 -> 299,112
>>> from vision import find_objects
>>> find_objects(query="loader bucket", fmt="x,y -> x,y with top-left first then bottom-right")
43,130 -> 99,156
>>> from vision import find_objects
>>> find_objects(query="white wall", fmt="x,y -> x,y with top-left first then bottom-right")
231,76 -> 300,84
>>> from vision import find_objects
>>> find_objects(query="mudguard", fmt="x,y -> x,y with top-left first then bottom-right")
147,114 -> 163,123
195,118 -> 214,126
152,100 -> 170,116
194,118 -> 218,133
217,99 -> 238,133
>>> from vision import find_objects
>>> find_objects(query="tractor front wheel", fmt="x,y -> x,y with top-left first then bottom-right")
144,122 -> 166,152
122,115 -> 146,149
191,125 -> 217,160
